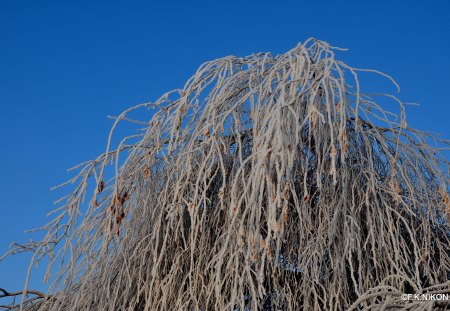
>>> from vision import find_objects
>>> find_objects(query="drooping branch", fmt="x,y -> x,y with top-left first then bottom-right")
0,289 -> 48,299
0,288 -> 51,310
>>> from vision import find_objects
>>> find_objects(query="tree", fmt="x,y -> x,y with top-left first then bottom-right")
1,38 -> 449,310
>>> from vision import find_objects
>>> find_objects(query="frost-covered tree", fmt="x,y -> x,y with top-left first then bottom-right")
1,39 -> 450,310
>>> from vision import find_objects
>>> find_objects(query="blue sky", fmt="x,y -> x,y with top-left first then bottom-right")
0,0 -> 449,294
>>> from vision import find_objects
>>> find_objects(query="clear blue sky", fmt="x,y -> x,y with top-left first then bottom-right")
1,0 -> 449,293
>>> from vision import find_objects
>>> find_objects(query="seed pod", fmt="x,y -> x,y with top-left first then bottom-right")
283,209 -> 289,222
281,182 -> 289,199
114,195 -> 124,206
98,180 -> 105,193
144,167 -> 150,178
251,252 -> 259,262
303,194 -> 310,202
259,239 -> 266,250
266,247 -> 273,259
357,118 -> 363,126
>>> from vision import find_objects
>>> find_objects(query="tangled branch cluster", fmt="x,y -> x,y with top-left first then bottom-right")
2,39 -> 450,310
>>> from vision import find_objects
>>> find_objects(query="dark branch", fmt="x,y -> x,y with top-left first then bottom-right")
0,288 -> 49,299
